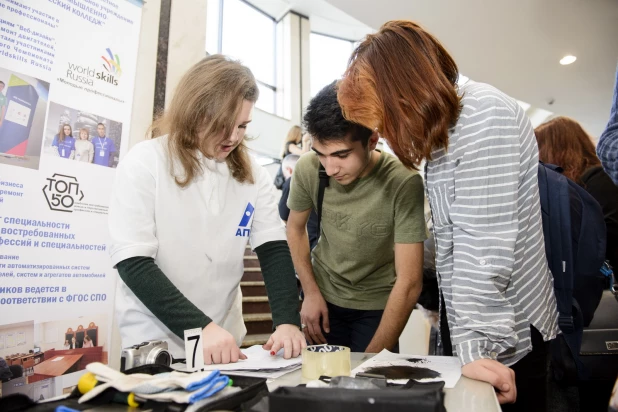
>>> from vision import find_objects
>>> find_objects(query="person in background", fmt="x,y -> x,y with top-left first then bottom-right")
275,127 -> 312,189
0,357 -> 12,382
52,124 -> 76,159
109,55 -> 305,365
63,340 -> 71,350
597,64 -> 618,185
278,154 -> 319,250
337,20 -> 559,410
93,123 -> 117,167
0,81 -> 6,127
287,81 -> 427,353
281,125 -> 310,157
301,132 -> 311,152
74,128 -> 94,163
83,335 -> 94,348
71,337 -> 76,349
535,116 -> 618,269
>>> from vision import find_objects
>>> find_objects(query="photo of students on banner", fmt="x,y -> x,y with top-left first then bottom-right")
44,102 -> 122,168
0,66 -> 50,171
0,316 -> 109,400
52,124 -> 76,160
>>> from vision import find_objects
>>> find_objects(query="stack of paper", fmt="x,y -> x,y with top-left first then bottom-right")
351,350 -> 462,388
196,345 -> 302,379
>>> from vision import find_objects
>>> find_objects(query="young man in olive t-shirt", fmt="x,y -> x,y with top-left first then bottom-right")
287,81 -> 427,352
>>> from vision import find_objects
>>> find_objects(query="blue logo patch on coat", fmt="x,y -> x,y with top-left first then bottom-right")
236,203 -> 254,237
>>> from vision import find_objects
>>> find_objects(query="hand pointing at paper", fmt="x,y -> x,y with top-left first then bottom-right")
263,324 -> 307,359
202,322 -> 307,365
202,323 -> 305,365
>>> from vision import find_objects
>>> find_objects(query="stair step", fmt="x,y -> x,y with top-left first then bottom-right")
243,313 -> 273,334
241,333 -> 271,348
243,296 -> 268,302
241,283 -> 266,297
241,281 -> 264,287
242,267 -> 264,282
242,296 -> 270,313
243,255 -> 261,268
243,313 -> 272,322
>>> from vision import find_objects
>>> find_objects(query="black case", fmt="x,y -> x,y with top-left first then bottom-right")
0,364 -> 268,412
580,290 -> 618,379
269,382 -> 446,412
577,290 -> 618,411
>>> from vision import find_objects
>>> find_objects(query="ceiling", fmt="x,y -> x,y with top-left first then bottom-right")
325,0 -> 618,138
247,0 -> 373,40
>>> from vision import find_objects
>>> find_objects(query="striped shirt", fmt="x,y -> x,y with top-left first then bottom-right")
597,64 -> 618,185
425,81 -> 559,366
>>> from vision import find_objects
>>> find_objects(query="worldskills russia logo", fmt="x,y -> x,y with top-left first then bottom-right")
101,48 -> 122,77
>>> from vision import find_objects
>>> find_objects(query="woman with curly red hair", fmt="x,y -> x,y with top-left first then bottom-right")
535,116 -> 618,269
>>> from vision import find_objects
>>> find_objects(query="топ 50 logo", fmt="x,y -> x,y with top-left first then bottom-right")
43,174 -> 84,213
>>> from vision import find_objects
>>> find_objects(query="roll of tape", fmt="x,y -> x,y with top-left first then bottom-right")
301,345 -> 351,381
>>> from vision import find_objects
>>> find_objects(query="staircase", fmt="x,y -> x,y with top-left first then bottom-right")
241,245 -> 273,347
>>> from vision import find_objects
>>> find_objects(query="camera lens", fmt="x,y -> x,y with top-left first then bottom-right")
155,351 -> 171,366
144,342 -> 172,367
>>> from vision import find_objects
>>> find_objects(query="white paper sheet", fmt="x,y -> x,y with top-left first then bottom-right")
52,356 -> 64,362
193,345 -> 302,374
224,365 -> 301,380
351,350 -> 462,389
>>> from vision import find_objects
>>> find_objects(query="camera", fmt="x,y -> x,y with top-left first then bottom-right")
120,340 -> 171,372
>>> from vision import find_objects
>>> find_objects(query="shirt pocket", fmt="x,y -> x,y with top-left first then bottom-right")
429,181 -> 453,232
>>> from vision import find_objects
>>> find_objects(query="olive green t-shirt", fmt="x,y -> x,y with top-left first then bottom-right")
287,151 -> 427,310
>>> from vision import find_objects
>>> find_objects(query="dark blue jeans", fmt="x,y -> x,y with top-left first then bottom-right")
323,301 -> 400,353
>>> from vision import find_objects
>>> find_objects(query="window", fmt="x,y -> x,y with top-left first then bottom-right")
310,32 -> 355,97
205,0 -> 220,55
206,0 -> 277,114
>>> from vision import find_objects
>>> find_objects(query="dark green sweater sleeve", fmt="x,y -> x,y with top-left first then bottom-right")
255,240 -> 301,329
116,256 -> 211,339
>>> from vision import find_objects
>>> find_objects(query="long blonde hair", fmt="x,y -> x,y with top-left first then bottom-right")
281,125 -> 302,158
151,55 -> 259,187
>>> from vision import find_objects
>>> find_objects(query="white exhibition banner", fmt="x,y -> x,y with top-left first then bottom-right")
0,0 -> 143,400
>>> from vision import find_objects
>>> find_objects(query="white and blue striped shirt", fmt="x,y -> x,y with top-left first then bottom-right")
426,81 -> 560,366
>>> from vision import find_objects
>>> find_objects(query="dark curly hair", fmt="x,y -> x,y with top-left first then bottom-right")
303,81 -> 373,147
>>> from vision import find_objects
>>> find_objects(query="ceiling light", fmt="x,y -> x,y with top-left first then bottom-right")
560,55 -> 577,65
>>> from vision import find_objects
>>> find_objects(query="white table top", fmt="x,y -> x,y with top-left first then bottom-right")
266,353 -> 501,412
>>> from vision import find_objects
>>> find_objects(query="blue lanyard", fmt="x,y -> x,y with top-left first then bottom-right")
97,137 -> 107,150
